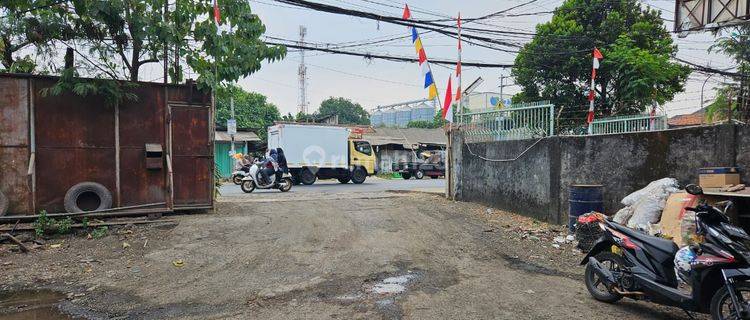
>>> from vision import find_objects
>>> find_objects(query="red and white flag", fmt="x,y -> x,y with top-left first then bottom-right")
455,13 -> 462,105
213,0 -> 221,27
442,76 -> 454,122
586,48 -> 604,125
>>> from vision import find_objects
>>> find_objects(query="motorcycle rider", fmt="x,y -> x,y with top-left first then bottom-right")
259,149 -> 279,185
234,153 -> 251,173
275,148 -> 288,181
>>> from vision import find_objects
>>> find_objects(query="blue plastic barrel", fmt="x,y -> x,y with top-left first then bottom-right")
568,185 -> 604,233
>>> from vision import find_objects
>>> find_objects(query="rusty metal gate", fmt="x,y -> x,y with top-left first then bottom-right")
0,74 -> 214,215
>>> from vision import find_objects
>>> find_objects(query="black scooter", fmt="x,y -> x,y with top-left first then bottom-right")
582,184 -> 750,319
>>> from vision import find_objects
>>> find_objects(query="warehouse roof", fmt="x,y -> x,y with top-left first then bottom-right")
215,130 -> 261,142
363,127 -> 446,148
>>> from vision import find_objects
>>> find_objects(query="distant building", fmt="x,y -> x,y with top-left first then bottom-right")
668,109 -> 706,128
214,130 -> 262,178
370,99 -> 438,128
362,127 -> 446,173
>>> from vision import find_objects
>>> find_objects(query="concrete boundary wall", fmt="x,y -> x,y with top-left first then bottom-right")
450,124 -> 748,224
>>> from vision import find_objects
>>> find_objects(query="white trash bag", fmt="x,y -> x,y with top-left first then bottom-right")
621,178 -> 679,206
613,206 -> 634,225
626,178 -> 680,230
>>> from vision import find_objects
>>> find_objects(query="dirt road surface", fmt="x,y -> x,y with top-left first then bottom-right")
0,189 -> 703,319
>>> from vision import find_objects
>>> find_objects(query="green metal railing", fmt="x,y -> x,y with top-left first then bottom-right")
589,114 -> 668,135
458,101 -> 555,142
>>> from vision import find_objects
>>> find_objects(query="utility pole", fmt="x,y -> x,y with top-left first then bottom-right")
298,26 -> 309,116
230,95 -> 236,155
498,74 -> 514,106
499,74 -> 506,101
162,0 -> 169,84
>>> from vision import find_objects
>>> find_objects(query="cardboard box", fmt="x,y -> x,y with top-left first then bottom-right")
699,167 -> 741,188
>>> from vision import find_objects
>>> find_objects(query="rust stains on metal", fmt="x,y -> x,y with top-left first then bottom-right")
0,77 -> 31,214
0,73 -> 213,215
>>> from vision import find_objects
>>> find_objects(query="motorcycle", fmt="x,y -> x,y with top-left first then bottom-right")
231,165 -> 251,185
582,184 -> 750,319
240,161 -> 292,193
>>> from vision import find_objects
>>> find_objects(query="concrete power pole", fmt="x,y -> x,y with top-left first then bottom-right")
298,26 -> 309,116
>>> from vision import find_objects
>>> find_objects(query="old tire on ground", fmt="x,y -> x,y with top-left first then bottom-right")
300,169 -> 317,185
241,180 -> 256,193
63,182 -> 113,213
351,167 -> 367,184
0,191 -> 8,216
584,251 -> 624,303
338,177 -> 351,184
415,170 -> 425,179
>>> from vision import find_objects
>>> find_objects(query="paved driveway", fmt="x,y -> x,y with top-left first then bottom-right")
219,177 -> 445,196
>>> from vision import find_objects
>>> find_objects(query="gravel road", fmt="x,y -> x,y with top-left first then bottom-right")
0,189 -> 702,319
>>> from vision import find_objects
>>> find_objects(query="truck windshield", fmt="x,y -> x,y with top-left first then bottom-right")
354,141 -> 372,155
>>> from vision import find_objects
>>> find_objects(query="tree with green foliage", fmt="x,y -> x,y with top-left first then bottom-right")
709,25 -> 750,121
705,86 -> 740,123
68,0 -> 285,87
0,0 -> 75,72
511,0 -> 690,130
215,84 -> 280,140
317,97 -> 370,125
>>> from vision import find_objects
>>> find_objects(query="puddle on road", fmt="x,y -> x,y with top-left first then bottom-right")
370,274 -> 416,294
0,289 -> 72,320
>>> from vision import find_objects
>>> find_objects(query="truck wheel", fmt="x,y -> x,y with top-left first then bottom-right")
337,177 -> 351,184
401,173 -> 411,180
415,170 -> 425,179
0,191 -> 8,216
64,182 -> 113,213
351,167 -> 367,184
300,169 -> 317,185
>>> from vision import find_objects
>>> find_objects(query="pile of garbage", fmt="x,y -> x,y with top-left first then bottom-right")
612,178 -> 680,232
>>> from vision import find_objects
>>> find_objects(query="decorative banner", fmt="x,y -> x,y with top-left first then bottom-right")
404,5 -> 438,100
213,0 -> 221,27
442,76 -> 453,122
587,48 -> 604,125
455,13 -> 462,103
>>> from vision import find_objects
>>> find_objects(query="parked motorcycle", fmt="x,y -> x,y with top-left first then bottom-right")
231,165 -> 251,185
240,161 -> 292,193
582,184 -> 750,319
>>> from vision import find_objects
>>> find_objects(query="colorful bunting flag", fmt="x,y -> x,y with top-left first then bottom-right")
404,4 -> 438,101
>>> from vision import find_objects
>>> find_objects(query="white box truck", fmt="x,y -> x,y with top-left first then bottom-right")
267,124 -> 377,185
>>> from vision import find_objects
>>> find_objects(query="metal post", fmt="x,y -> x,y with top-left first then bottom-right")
230,95 -> 235,154
701,74 -> 713,111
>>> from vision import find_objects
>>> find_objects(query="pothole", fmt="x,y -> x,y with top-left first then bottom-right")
368,274 -> 417,295
0,289 -> 72,320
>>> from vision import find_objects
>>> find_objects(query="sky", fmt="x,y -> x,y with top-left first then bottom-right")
230,0 -> 735,118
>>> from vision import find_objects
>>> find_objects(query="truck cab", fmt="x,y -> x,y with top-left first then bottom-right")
350,139 -> 377,176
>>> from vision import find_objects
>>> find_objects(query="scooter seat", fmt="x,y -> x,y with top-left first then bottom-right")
612,223 -> 678,256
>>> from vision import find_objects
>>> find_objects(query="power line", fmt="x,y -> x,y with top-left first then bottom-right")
264,41 -> 514,68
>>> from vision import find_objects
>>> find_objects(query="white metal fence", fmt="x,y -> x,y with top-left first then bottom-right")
458,101 -> 555,142
589,114 -> 668,135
